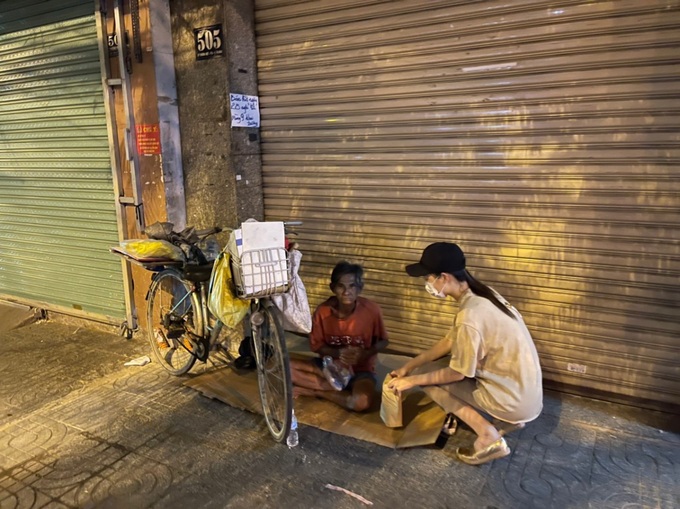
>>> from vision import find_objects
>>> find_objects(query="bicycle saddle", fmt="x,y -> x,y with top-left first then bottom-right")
182,263 -> 214,282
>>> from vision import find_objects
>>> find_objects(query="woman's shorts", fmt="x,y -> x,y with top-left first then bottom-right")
412,360 -> 530,424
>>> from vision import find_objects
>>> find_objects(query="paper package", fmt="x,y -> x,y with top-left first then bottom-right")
380,374 -> 404,428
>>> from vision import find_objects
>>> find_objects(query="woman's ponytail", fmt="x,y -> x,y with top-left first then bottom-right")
452,270 -> 516,319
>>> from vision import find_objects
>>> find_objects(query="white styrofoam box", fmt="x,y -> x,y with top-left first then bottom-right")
239,221 -> 288,296
239,248 -> 288,296
241,221 -> 285,251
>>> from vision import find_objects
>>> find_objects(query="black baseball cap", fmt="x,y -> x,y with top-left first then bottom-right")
405,242 -> 466,277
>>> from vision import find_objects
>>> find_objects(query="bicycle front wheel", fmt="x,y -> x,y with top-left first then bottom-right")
147,269 -> 199,376
252,301 -> 293,442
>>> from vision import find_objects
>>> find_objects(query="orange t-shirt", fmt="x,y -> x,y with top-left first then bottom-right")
309,296 -> 388,373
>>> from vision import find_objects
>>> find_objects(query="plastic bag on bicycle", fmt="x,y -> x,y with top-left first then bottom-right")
112,239 -> 185,262
270,248 -> 312,334
208,251 -> 249,328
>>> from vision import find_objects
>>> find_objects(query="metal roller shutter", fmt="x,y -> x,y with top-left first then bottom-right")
0,0 -> 125,320
254,0 -> 680,410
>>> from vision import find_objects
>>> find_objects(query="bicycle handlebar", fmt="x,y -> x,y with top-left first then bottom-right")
195,226 -> 222,239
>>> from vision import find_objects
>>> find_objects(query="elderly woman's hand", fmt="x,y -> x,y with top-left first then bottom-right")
387,376 -> 416,395
339,346 -> 363,366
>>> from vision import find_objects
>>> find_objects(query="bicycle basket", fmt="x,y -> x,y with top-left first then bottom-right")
230,247 -> 290,299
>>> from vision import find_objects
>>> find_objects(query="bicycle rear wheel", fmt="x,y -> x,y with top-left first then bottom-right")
147,269 -> 199,376
252,300 -> 293,442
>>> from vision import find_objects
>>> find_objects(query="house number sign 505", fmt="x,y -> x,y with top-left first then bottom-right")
194,24 -> 224,60
107,33 -> 118,56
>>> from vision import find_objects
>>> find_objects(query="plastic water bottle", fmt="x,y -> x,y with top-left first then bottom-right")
322,356 -> 353,391
287,410 -> 299,448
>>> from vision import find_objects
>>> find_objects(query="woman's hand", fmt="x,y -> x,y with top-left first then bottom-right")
390,365 -> 412,378
387,376 -> 415,395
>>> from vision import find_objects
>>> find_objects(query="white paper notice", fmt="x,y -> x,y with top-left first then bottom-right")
230,93 -> 260,128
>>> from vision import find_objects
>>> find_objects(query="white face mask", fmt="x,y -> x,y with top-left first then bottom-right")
425,277 -> 447,299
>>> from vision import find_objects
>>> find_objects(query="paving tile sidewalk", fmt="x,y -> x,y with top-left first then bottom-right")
0,322 -> 678,509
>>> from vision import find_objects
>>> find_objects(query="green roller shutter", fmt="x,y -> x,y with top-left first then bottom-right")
0,0 -> 125,320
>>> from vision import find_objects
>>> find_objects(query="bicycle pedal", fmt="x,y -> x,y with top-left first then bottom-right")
234,355 -> 256,370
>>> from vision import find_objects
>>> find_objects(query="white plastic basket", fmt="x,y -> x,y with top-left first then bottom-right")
230,247 -> 290,298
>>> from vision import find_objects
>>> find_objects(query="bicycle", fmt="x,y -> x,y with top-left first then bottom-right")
113,221 -> 299,443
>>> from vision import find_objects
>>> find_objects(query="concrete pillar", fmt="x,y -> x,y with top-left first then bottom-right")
149,0 -> 187,230
169,0 -> 263,233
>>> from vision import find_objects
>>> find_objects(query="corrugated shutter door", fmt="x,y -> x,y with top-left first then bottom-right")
254,0 -> 680,409
0,0 -> 125,320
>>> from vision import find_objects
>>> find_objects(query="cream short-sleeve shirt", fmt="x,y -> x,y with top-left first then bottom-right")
447,289 -> 543,423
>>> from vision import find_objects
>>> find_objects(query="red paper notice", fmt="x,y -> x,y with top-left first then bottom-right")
136,124 -> 161,155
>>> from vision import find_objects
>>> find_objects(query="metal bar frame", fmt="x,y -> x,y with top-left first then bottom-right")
113,0 -> 145,232
94,0 -> 138,334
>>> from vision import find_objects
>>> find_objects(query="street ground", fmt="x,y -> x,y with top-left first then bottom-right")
0,321 -> 678,509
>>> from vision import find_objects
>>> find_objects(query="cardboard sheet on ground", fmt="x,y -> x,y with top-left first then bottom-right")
184,353 -> 446,448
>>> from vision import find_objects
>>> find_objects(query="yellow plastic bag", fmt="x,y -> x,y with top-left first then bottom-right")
116,239 -> 185,261
208,251 -> 249,328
